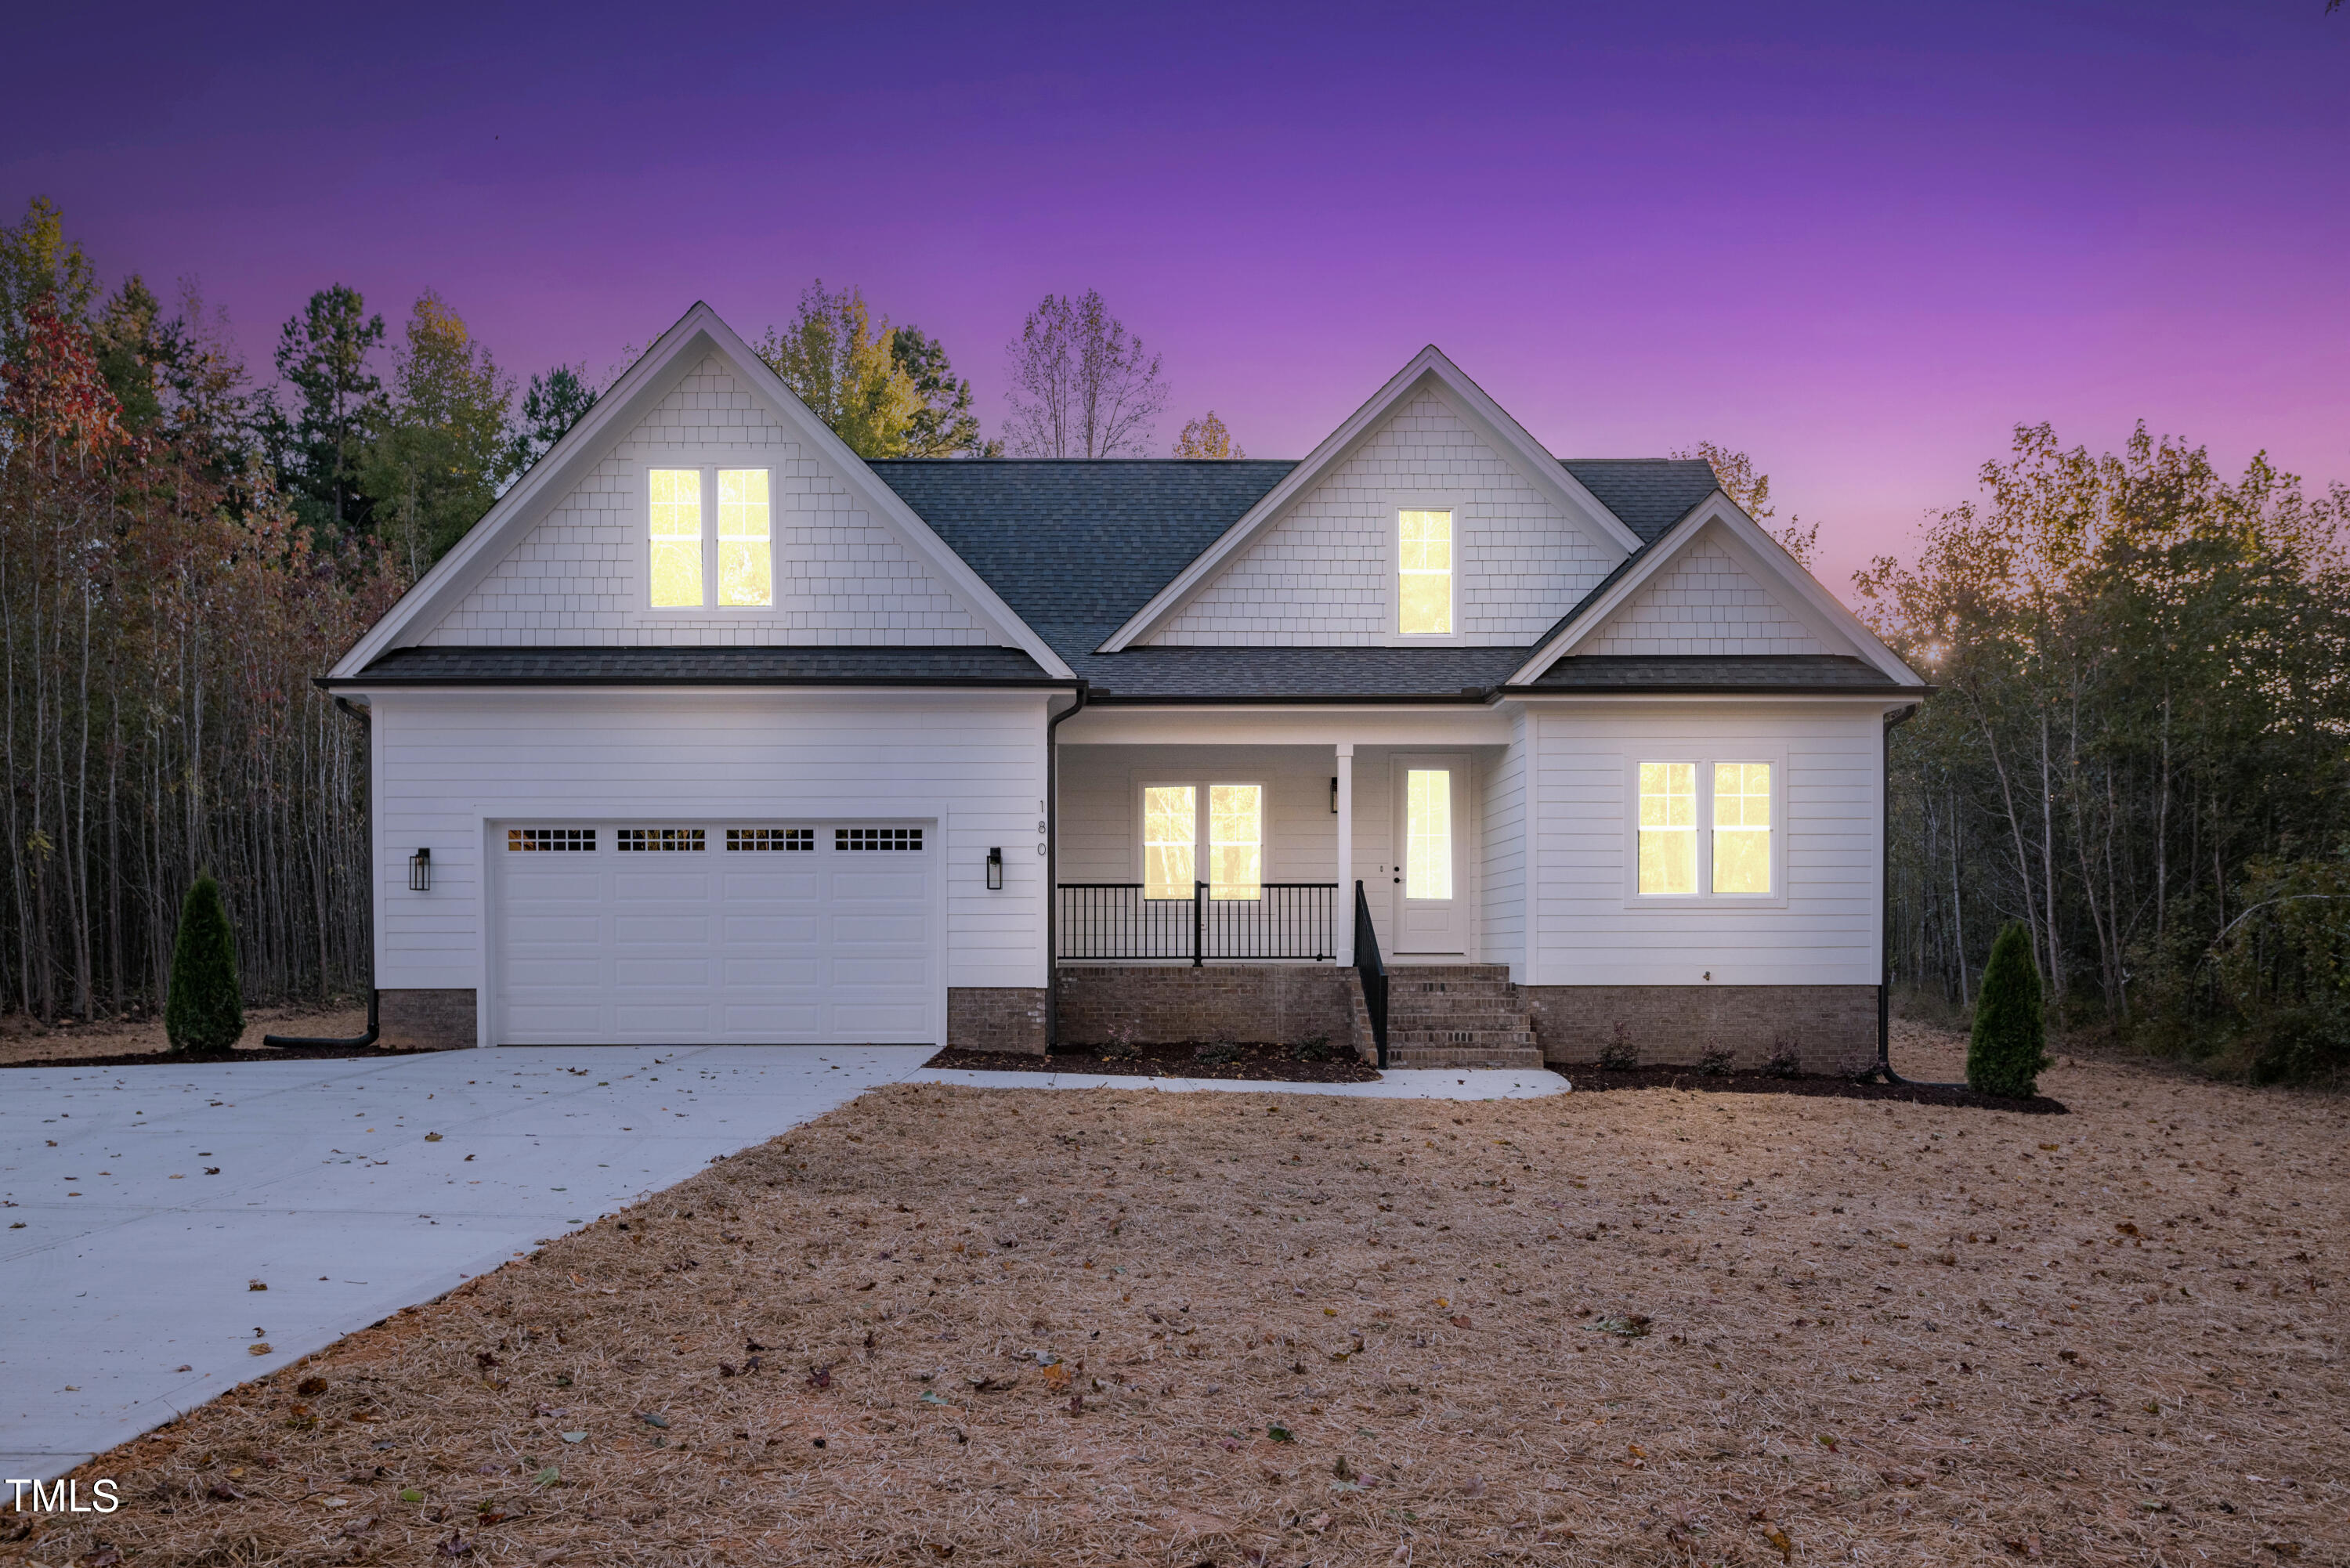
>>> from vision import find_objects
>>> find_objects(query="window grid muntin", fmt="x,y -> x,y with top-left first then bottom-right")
1207,782 -> 1262,901
1636,762 -> 1697,896
716,468 -> 772,607
647,468 -> 703,608
508,827 -> 596,852
837,827 -> 923,851
727,827 -> 814,852
1142,785 -> 1196,900
1711,761 -> 1773,894
616,827 -> 707,852
1397,508 -> 1454,636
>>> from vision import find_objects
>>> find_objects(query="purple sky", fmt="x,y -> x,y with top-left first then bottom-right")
9,1 -> 2345,593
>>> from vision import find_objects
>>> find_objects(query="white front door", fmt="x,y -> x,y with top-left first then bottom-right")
1391,755 -> 1470,958
494,820 -> 938,1045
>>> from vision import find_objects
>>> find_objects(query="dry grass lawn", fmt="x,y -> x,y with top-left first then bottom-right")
12,1024 -> 2346,1567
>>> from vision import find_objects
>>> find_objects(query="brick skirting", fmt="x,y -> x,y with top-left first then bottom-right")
380,988 -> 478,1050
1055,965 -> 1372,1060
1523,985 -> 1878,1076
947,988 -> 1049,1055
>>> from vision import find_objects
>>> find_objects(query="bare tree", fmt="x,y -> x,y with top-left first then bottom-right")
1002,291 -> 1166,457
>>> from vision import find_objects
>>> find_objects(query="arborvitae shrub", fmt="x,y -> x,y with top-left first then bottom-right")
1969,921 -> 2048,1098
164,874 -> 244,1052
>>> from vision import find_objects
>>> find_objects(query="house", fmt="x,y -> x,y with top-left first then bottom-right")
324,303 -> 1927,1071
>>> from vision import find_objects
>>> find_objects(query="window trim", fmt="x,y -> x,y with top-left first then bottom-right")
1382,493 -> 1466,645
1135,777 -> 1267,901
632,457 -> 780,617
1620,750 -> 1788,909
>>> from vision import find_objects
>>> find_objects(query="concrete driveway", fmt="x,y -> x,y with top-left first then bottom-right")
1,1045 -> 932,1482
3,1047 -> 1566,1483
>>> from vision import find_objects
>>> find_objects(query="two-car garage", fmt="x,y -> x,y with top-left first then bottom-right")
491,819 -> 938,1046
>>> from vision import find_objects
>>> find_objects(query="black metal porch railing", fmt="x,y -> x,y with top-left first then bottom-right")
1354,878 -> 1388,1068
1057,883 -> 1337,965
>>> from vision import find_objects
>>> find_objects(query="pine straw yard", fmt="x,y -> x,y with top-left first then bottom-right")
14,1028 -> 2347,1568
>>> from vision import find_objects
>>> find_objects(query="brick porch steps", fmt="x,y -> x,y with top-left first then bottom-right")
1381,964 -> 1545,1069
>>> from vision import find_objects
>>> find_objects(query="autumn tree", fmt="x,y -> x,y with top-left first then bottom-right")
1173,410 -> 1244,459
360,289 -> 514,573
754,281 -> 920,459
1002,289 -> 1166,457
891,324 -> 996,457
1673,439 -> 1817,566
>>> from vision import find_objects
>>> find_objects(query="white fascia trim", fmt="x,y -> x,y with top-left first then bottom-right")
1094,345 -> 1640,653
1503,493 -> 1925,688
331,303 -> 1072,681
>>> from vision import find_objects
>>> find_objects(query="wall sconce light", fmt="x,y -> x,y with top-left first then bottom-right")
408,847 -> 432,892
1330,776 -> 1339,814
985,847 -> 1003,891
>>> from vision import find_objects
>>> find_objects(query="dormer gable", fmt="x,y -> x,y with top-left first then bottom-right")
1097,347 -> 1640,652
330,305 -> 1070,679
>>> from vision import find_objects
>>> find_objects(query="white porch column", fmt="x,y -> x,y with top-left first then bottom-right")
1334,743 -> 1354,965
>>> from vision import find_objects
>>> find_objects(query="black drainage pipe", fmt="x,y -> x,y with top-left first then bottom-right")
263,986 -> 380,1049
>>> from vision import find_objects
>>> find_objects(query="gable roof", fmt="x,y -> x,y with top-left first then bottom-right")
1088,347 -> 1646,653
1504,491 -> 1923,688
327,303 -> 1073,681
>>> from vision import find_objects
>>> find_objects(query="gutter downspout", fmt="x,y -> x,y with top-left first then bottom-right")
1043,681 -> 1090,1051
1877,703 -> 1921,1082
264,696 -> 381,1048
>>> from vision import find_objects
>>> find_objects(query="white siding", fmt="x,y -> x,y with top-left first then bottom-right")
421,353 -> 987,647
1584,536 -> 1828,656
1149,390 -> 1614,647
371,692 -> 1048,1004
1480,714 -> 1528,976
1529,707 -> 1880,985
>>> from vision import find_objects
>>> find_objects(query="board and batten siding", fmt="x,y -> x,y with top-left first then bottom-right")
421,352 -> 989,648
368,691 -> 1050,1003
1148,390 -> 1615,648
1528,706 -> 1882,986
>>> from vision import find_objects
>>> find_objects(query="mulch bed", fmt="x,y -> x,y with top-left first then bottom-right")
0,1042 -> 448,1071
926,1039 -> 1384,1083
1569,1064 -> 2067,1114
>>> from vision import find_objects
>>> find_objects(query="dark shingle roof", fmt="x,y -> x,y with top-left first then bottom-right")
1062,645 -> 1525,701
1521,655 -> 1911,692
1556,459 -> 1721,542
338,645 -> 1057,686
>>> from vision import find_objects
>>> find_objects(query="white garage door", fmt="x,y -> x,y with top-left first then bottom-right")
494,821 -> 938,1046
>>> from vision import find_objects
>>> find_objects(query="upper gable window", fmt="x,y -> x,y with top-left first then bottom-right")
647,466 -> 772,609
1397,509 -> 1453,636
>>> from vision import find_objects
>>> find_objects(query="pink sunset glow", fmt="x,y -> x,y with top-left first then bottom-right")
8,0 -> 2344,593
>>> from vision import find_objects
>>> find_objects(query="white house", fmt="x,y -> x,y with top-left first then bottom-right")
325,304 -> 1926,1071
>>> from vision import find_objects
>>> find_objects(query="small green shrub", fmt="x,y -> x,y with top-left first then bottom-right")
1696,1044 -> 1734,1076
1290,1034 -> 1336,1063
164,873 -> 244,1053
1968,921 -> 2048,1098
1193,1041 -> 1244,1066
1597,1023 -> 1638,1071
1764,1038 -> 1802,1078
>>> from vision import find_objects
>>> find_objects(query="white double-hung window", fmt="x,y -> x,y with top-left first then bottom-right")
1140,782 -> 1263,900
646,466 -> 772,609
1634,759 -> 1777,899
1397,508 -> 1454,636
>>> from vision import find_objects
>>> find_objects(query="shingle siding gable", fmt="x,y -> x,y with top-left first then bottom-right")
1583,536 -> 1828,657
421,352 -> 986,649
1146,391 -> 1614,647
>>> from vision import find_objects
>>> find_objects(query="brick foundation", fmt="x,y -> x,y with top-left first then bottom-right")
1055,965 -> 1372,1060
947,987 -> 1049,1055
379,988 -> 478,1050
1523,985 -> 1878,1076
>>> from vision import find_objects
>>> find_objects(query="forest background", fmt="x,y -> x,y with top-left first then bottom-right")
4,196 -> 2344,1081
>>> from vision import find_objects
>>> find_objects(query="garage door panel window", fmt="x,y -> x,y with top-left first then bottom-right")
508,827 -> 595,852
836,827 -> 924,851
728,827 -> 814,851
617,827 -> 707,851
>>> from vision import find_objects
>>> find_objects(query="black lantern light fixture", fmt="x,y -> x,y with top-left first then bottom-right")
1330,776 -> 1340,814
985,847 -> 1003,891
408,847 -> 432,892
